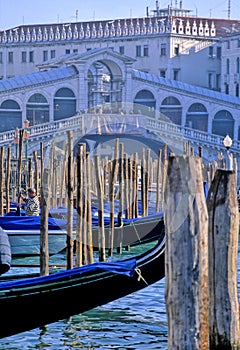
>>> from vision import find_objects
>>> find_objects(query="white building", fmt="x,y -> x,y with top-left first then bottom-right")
0,2 -> 239,141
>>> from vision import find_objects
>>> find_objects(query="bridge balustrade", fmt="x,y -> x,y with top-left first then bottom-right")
0,113 -> 239,157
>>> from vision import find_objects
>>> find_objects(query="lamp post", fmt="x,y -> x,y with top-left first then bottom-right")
23,119 -> 30,159
223,134 -> 233,170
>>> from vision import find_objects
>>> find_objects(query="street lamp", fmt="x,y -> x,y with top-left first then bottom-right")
223,134 -> 233,170
23,120 -> 30,159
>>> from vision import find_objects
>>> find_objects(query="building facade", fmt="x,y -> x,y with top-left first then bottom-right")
0,3 -> 239,140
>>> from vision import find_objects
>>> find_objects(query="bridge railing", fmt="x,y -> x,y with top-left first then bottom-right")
1,113 -> 240,155
147,119 -> 240,153
0,113 -> 144,145
0,114 -> 84,145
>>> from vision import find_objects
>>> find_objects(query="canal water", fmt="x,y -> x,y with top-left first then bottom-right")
0,243 -> 168,349
1,243 -> 239,349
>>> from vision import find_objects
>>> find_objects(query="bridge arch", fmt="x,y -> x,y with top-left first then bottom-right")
76,131 -> 164,160
73,50 -> 128,112
54,88 -> 76,121
0,100 -> 21,131
212,110 -> 234,138
133,89 -> 156,117
26,93 -> 50,125
87,60 -> 124,112
160,96 -> 182,125
186,103 -> 208,131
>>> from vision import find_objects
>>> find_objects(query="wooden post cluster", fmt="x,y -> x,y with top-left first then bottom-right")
1,137 -> 169,271
165,154 -> 240,349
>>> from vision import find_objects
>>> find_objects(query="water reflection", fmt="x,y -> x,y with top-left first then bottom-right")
0,279 -> 168,349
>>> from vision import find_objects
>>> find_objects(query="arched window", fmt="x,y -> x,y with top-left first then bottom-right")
212,110 -> 234,138
160,96 -> 182,125
133,90 -> 156,117
26,93 -> 49,125
0,99 -> 21,132
186,103 -> 208,131
54,88 -> 76,121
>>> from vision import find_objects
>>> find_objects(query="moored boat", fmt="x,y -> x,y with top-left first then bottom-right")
0,229 -> 165,339
0,216 -> 68,256
0,230 -> 11,275
0,211 -> 164,256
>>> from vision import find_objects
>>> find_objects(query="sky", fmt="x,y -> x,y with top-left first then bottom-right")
0,0 -> 239,30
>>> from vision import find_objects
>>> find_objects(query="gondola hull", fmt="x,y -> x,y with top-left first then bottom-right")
0,230 -> 165,338
0,212 -> 164,256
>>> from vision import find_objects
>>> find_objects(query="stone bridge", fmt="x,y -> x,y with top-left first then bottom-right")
0,112 -> 239,182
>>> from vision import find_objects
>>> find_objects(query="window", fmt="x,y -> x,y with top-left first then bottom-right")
136,45 -> 141,57
226,59 -> 230,74
0,52 -> 2,64
8,52 -> 13,63
29,51 -> 34,63
174,45 -> 179,56
216,74 -> 221,90
161,43 -> 166,56
119,46 -> 124,55
73,49 -> 78,53
65,49 -> 70,54
21,51 -> 27,63
208,73 -> 214,89
238,39 -> 240,48
227,40 -> 230,49
43,50 -> 48,61
209,46 -> 214,57
217,47 -> 221,59
143,45 -> 149,57
160,70 -> 166,78
236,84 -> 239,97
237,57 -> 240,74
50,50 -> 56,59
173,69 -> 180,80
225,83 -> 229,94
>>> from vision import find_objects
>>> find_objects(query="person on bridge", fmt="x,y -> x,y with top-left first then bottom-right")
18,188 -> 40,216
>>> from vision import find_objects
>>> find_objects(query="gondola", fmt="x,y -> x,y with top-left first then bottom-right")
0,230 -> 11,275
0,228 -> 165,339
0,211 -> 164,256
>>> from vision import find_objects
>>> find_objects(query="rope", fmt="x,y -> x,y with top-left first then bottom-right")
132,222 -> 141,241
134,267 -> 148,286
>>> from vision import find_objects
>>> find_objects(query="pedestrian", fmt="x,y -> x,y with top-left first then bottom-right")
18,188 -> 40,216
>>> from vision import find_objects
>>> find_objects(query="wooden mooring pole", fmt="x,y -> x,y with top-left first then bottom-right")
165,154 -> 240,349
207,169 -> 240,349
164,155 -> 209,349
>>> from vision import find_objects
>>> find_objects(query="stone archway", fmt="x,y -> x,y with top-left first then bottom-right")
54,87 -> 76,121
26,93 -> 49,126
0,100 -> 21,131
87,60 -> 123,113
212,110 -> 234,138
186,103 -> 208,131
133,89 -> 156,117
73,48 -> 134,112
160,96 -> 182,125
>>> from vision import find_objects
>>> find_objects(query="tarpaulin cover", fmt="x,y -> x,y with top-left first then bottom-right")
0,216 -> 67,230
0,257 -> 137,290
1,211 -> 164,230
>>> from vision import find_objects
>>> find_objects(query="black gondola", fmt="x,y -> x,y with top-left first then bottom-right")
0,228 -> 165,339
